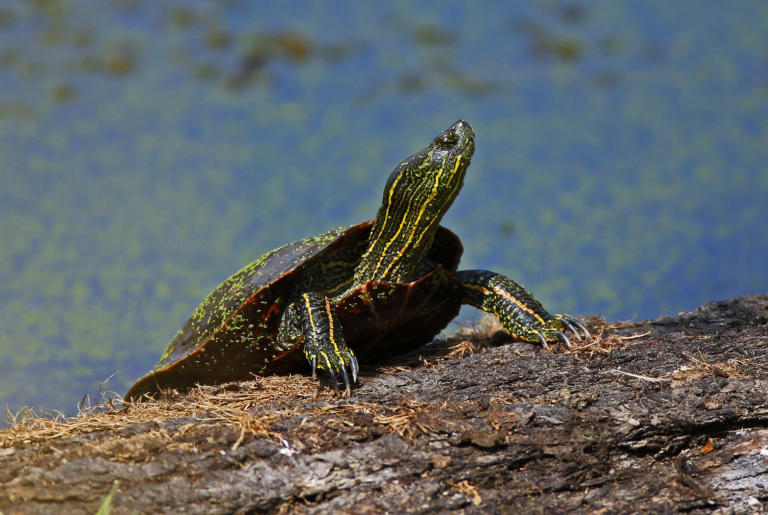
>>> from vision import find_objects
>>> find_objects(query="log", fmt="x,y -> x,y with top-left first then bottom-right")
1,295 -> 767,513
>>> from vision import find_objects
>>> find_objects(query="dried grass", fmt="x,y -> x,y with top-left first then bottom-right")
1,372 -> 452,450
450,479 -> 483,506
373,398 -> 440,440
0,375 -> 329,448
671,352 -> 758,383
559,315 -> 650,358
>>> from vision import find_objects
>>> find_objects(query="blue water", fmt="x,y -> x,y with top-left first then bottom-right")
1,0 -> 767,416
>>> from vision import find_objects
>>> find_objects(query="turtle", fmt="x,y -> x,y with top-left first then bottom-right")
125,120 -> 588,400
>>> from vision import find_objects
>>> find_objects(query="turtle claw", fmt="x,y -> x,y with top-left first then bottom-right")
340,366 -> 352,397
311,356 -> 318,379
556,316 -> 581,341
326,361 -> 356,396
554,330 -> 571,349
349,355 -> 359,384
536,332 -> 550,350
326,366 -> 339,393
570,318 -> 591,339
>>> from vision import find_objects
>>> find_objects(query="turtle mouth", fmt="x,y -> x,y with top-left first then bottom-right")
446,119 -> 475,158
450,119 -> 474,140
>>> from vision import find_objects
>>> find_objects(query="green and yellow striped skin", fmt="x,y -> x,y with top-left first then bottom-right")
455,270 -> 578,346
126,120 -> 586,400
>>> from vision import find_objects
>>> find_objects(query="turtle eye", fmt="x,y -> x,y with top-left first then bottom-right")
434,132 -> 458,148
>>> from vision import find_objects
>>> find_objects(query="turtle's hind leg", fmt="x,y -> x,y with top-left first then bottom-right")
455,270 -> 587,349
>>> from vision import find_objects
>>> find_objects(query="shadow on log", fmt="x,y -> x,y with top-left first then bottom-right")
1,295 -> 767,513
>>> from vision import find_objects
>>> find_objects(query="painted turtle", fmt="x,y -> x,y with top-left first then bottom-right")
126,120 -> 587,400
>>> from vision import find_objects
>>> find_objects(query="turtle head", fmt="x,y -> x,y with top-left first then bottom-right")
359,120 -> 475,282
380,119 -> 474,225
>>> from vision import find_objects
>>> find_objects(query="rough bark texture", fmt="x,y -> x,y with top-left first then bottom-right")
1,295 -> 768,514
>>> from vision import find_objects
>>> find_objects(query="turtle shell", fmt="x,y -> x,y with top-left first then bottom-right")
126,221 -> 463,400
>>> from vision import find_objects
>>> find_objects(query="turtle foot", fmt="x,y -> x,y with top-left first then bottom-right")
554,314 -> 591,340
307,345 -> 359,396
531,314 -> 590,351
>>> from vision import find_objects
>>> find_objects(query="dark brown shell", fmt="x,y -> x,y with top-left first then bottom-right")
125,221 -> 463,399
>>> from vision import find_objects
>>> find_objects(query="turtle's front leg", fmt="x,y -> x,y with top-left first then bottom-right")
291,292 -> 359,394
455,270 -> 589,349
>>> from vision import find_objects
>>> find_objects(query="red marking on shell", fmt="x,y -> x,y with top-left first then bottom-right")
262,302 -> 281,321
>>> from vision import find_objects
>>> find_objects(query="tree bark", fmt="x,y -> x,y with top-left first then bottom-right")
1,295 -> 767,513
